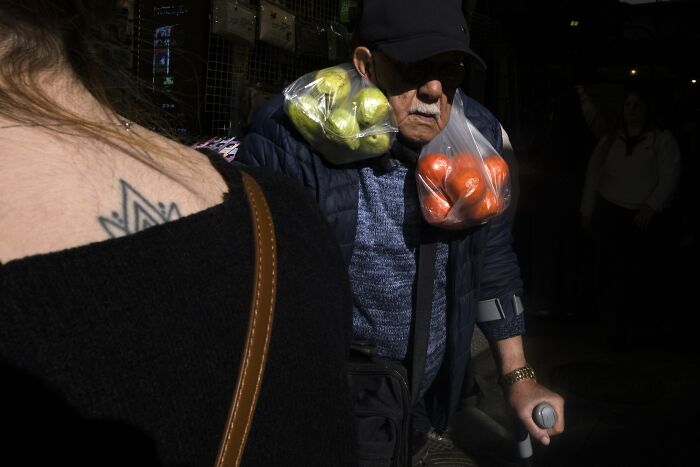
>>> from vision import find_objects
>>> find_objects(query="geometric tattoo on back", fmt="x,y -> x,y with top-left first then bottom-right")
98,179 -> 182,239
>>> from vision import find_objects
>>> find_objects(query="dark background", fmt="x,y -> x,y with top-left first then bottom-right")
122,0 -> 700,155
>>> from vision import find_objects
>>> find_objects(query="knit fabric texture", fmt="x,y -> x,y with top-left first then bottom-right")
349,162 -> 449,398
0,160 -> 357,467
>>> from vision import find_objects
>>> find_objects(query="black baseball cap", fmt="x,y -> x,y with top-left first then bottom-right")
354,0 -> 486,69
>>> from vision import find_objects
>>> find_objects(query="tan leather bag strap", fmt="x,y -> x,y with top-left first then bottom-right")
214,171 -> 277,467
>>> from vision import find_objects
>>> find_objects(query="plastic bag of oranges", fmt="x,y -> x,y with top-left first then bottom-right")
283,63 -> 398,165
416,92 -> 511,229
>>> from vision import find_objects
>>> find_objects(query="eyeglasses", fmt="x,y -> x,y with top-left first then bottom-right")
382,55 -> 466,89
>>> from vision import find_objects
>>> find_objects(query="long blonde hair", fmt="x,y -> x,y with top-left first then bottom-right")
0,0 -> 196,175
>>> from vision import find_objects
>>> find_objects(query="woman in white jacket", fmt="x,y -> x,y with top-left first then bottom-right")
580,87 -> 681,347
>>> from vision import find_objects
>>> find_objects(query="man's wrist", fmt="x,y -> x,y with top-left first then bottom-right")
499,364 -> 537,388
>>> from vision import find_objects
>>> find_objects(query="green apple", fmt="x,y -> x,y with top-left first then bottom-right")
354,87 -> 390,128
313,66 -> 351,107
326,107 -> 360,150
358,132 -> 392,155
286,95 -> 324,142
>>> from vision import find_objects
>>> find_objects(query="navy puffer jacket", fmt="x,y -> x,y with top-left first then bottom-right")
235,89 -> 525,432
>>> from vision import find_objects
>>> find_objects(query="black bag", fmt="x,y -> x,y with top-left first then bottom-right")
346,241 -> 437,467
347,340 -> 411,466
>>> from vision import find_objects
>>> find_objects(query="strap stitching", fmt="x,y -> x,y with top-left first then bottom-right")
217,172 -> 276,467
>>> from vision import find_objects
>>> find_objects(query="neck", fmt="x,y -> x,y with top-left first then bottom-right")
626,125 -> 643,136
0,62 -> 121,128
396,133 -> 424,151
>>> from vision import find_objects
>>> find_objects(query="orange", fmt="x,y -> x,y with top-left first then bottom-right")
445,166 -> 485,206
464,190 -> 500,221
417,153 -> 450,191
483,155 -> 509,193
449,152 -> 479,174
420,191 -> 451,224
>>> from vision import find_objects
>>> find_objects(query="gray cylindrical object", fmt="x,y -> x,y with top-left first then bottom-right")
532,403 -> 557,429
517,433 -> 533,459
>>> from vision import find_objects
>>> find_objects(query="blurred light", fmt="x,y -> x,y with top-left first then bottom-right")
629,68 -> 638,76
692,79 -> 698,84
569,20 -> 579,27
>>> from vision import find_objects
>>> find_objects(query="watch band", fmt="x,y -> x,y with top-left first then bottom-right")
500,364 -> 537,388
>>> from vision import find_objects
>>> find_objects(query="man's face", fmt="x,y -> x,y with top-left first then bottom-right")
371,51 -> 465,146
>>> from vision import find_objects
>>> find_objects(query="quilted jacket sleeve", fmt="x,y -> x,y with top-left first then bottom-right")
476,210 -> 525,340
233,94 -> 362,263
234,94 -> 319,195
460,93 -> 526,340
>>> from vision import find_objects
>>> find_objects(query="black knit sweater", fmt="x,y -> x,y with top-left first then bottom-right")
0,157 -> 357,466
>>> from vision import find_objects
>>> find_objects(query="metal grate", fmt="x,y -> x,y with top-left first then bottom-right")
285,0 -> 338,20
205,33 -> 237,135
204,0 -> 341,137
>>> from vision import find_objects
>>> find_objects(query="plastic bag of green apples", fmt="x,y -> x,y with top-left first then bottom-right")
283,63 -> 398,165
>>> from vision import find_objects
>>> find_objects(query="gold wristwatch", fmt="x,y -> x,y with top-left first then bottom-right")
500,364 -> 537,388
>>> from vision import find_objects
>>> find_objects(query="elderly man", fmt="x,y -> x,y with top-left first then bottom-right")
235,0 -> 564,464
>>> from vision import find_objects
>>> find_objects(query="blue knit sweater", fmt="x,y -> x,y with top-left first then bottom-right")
349,162 -> 449,398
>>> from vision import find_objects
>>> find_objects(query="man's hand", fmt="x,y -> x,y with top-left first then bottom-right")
506,378 -> 565,446
492,336 -> 565,445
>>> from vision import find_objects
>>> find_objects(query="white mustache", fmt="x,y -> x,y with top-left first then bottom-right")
409,102 -> 441,117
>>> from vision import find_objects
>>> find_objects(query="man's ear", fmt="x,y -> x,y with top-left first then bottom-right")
352,47 -> 373,80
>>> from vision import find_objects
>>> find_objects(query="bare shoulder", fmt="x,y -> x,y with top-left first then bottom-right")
0,125 -> 228,264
